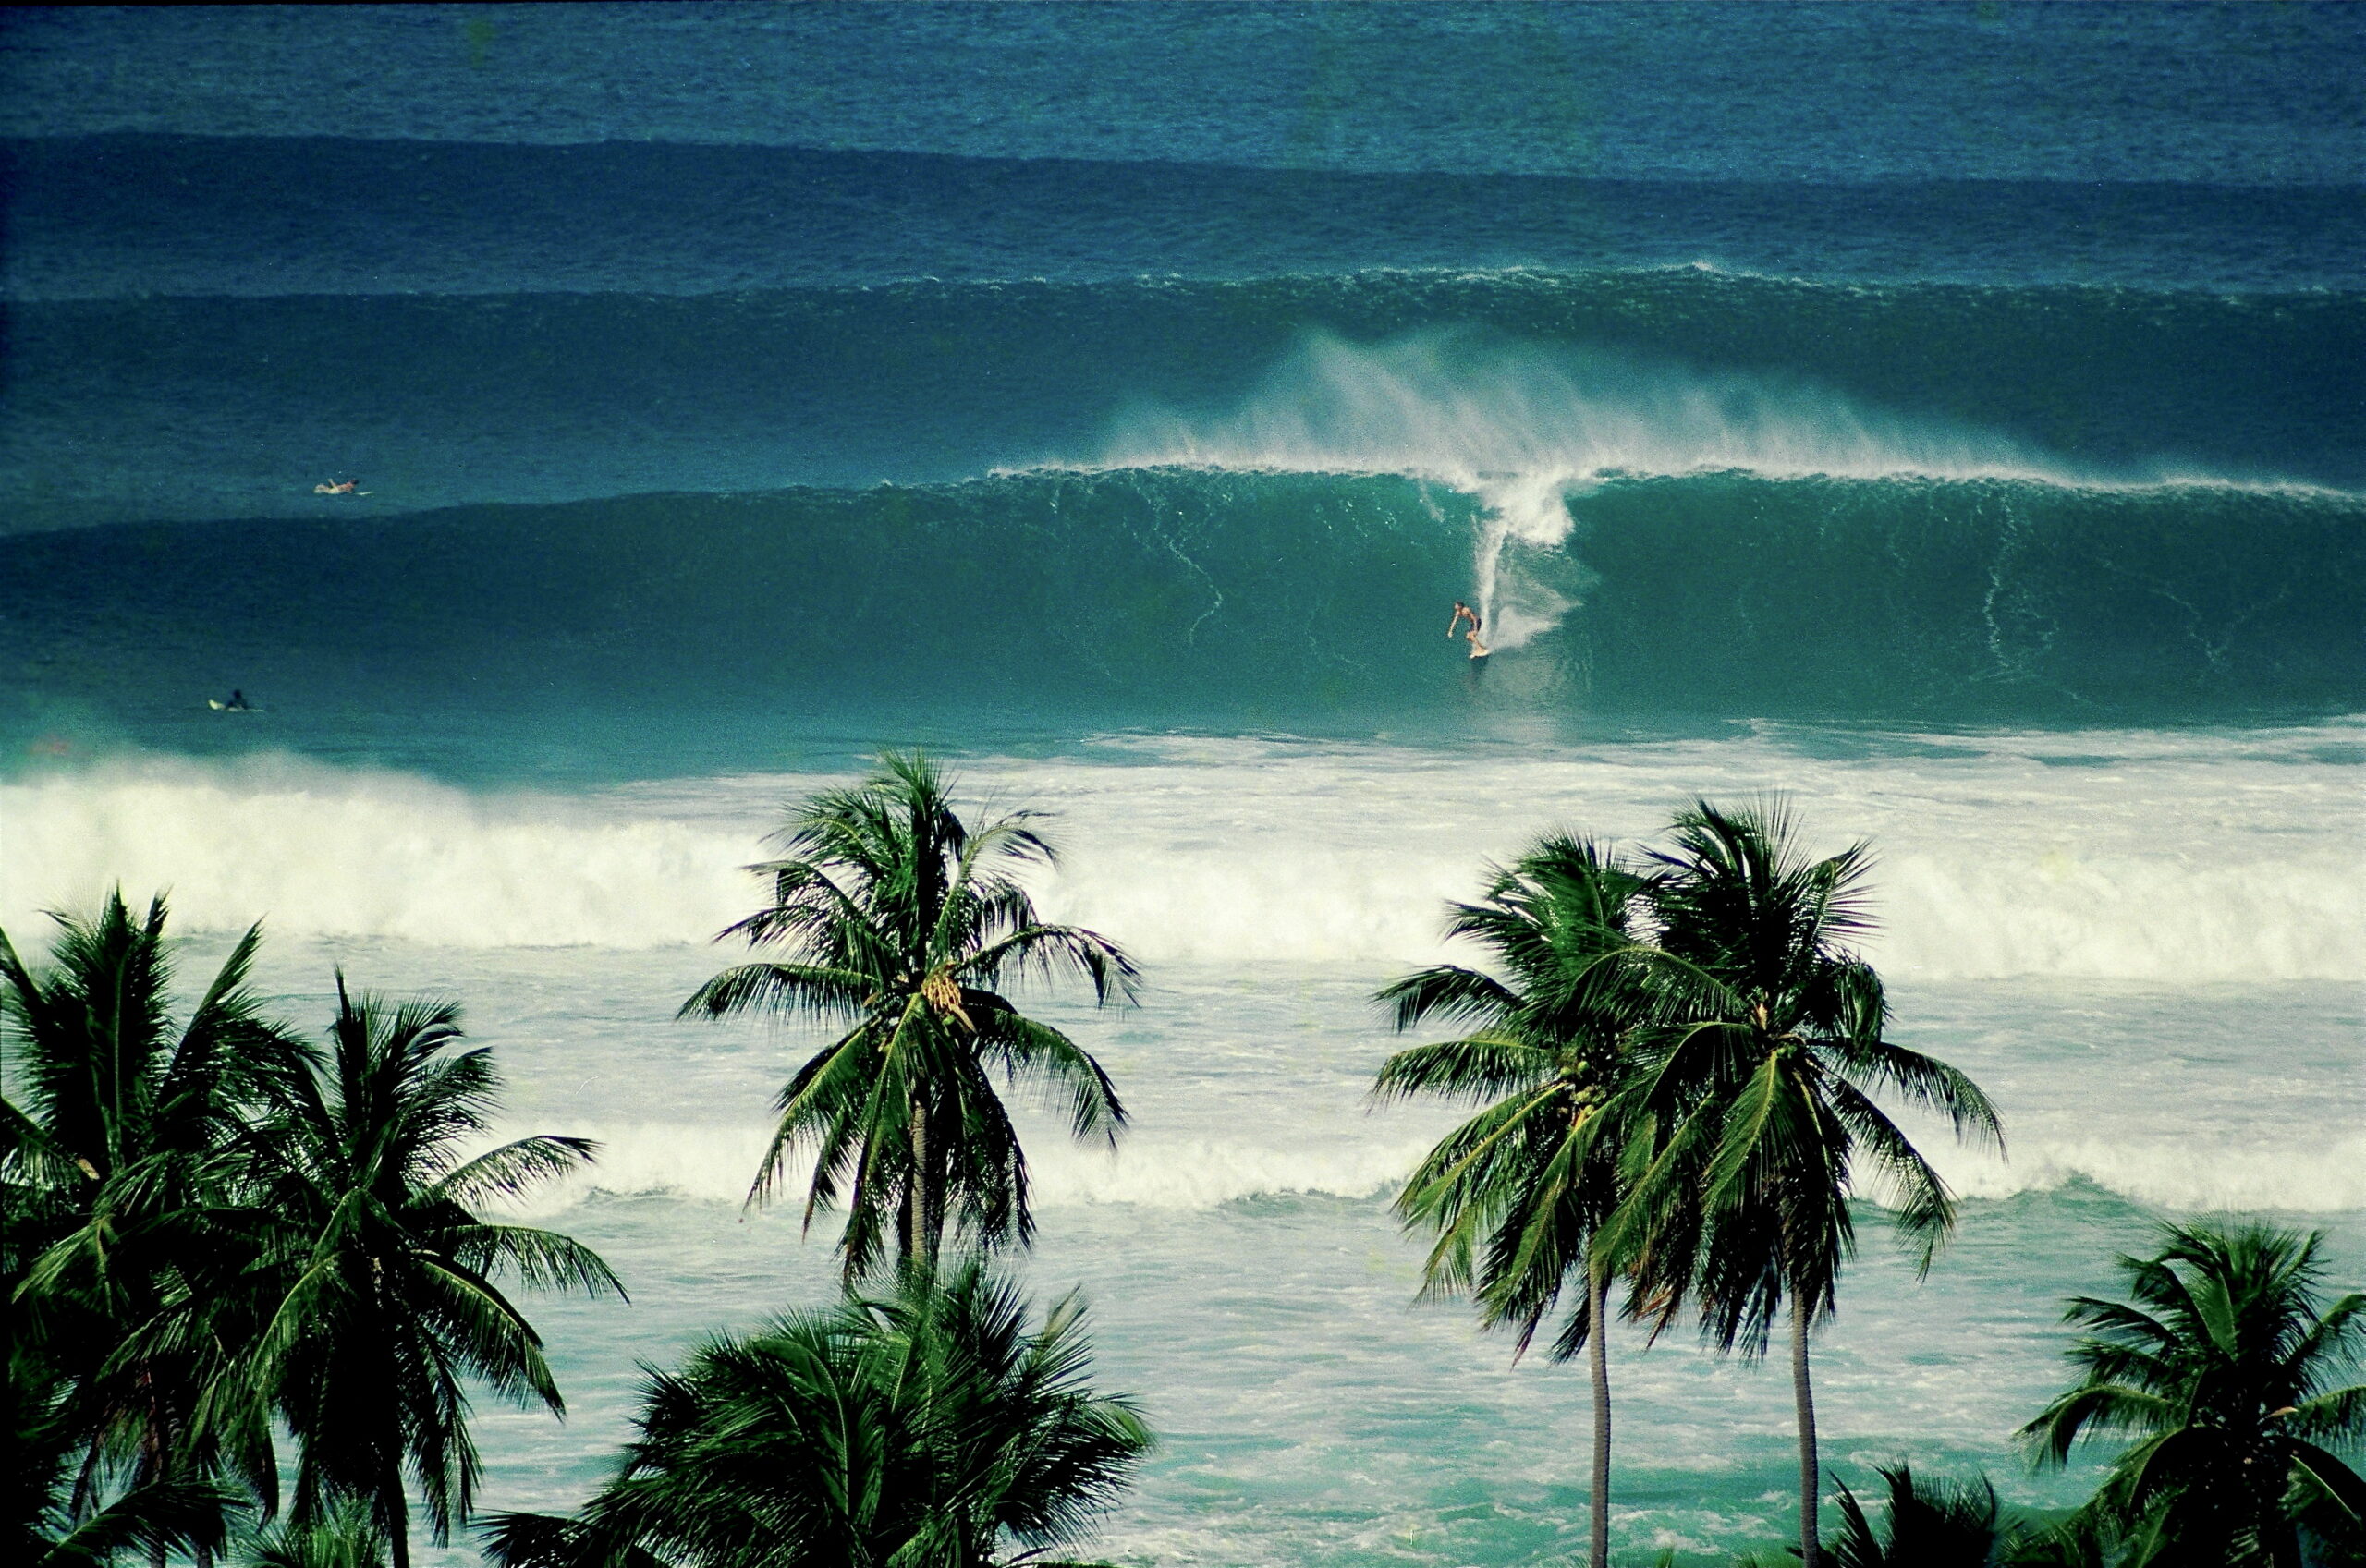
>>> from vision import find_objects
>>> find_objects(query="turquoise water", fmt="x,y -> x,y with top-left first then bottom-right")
5,5 -> 2363,1562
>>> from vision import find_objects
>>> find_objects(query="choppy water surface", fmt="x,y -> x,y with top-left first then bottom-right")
5,5 -> 2362,1562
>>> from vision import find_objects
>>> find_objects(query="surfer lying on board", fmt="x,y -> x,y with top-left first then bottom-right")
222,689 -> 251,711
314,478 -> 363,494
1448,601 -> 1482,639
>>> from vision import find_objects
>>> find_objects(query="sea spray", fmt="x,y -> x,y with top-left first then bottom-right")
12,728 -> 2359,982
1097,329 -> 2191,648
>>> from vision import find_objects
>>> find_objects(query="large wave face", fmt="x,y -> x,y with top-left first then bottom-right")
5,464 -> 2358,751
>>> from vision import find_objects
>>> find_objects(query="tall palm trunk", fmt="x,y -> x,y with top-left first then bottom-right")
908,1100 -> 940,1274
384,1449 -> 411,1568
1585,1258 -> 1613,1568
140,1383 -> 169,1568
1791,1294 -> 1822,1568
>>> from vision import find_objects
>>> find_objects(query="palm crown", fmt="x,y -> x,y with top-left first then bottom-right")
3,893 -> 303,1557
239,979 -> 624,1568
484,1259 -> 1152,1568
1616,800 -> 2003,1351
2021,1221 -> 2366,1564
682,752 -> 1138,1281
1372,834 -> 1652,1356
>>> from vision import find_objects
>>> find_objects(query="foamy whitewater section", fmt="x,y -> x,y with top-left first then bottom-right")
1091,333 -> 2327,645
11,724 -> 2357,981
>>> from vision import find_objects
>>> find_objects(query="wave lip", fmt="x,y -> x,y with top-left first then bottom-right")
1090,331 -> 2357,652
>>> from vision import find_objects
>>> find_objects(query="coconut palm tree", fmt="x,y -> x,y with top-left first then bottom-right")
1372,835 -> 1653,1568
680,752 -> 1138,1281
1610,800 -> 2004,1568
2019,1221 -> 2366,1566
482,1259 -> 1152,1568
1,892 -> 299,1562
8,1347 -> 240,1568
239,978 -> 624,1568
1826,1463 -> 2008,1567
241,1500 -> 391,1568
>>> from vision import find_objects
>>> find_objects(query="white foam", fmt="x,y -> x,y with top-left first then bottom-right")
1095,332 -> 2113,645
1088,332 -> 2333,646
500,1123 -> 1440,1217
487,1120 -> 2364,1218
1937,1135 -> 2366,1215
0,753 -> 753,949
6,724 -> 2359,982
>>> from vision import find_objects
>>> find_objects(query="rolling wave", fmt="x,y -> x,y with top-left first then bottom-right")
6,268 -> 2363,532
8,734 -> 2360,982
6,464 -> 2359,734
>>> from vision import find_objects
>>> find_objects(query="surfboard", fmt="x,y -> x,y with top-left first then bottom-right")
207,699 -> 264,712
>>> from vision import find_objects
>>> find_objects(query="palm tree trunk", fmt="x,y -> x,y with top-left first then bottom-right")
140,1389 -> 167,1568
1586,1258 -> 1613,1568
385,1451 -> 411,1568
908,1100 -> 936,1274
1791,1294 -> 1822,1568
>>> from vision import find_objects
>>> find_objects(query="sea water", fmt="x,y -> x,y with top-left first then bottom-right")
4,6 -> 2362,1563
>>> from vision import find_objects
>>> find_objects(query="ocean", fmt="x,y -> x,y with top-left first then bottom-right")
3,4 -> 2361,1562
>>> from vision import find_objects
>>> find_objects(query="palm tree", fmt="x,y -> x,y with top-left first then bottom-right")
9,1348 -> 239,1568
1,892 -> 299,1563
240,978 -> 625,1568
680,752 -> 1138,1281
1372,835 -> 1653,1568
242,1500 -> 391,1568
482,1259 -> 1152,1568
2019,1221 -> 2366,1566
1611,801 -> 2004,1568
1826,1463 -> 2007,1567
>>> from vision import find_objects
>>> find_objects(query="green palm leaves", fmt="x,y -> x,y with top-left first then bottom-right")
1374,835 -> 1651,1568
1377,802 -> 2004,1568
484,1260 -> 1152,1568
3,893 -> 618,1568
2021,1221 -> 2366,1565
240,979 -> 624,1568
1825,1463 -> 2006,1567
682,753 -> 1139,1281
4,892 -> 303,1562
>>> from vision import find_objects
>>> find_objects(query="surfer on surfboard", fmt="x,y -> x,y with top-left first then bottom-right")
314,478 -> 366,495
1450,601 -> 1489,659
214,689 -> 252,711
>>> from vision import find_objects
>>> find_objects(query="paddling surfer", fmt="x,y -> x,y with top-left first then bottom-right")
222,689 -> 251,711
314,478 -> 363,495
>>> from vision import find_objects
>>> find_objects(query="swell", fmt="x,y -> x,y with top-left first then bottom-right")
4,470 -> 2360,735
11,136 -> 2366,299
6,271 -> 2364,533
